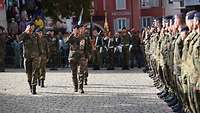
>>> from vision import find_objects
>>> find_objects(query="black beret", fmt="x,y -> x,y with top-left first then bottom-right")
186,11 -> 197,20
181,26 -> 189,32
194,12 -> 200,20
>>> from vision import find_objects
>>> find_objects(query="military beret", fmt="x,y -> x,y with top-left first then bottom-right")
181,26 -> 189,32
194,12 -> 200,20
186,11 -> 197,20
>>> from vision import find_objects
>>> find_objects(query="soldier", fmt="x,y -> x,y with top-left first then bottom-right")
121,27 -> 130,70
92,29 -> 103,70
102,32 -> 109,68
0,26 -> 7,72
187,12 -> 200,113
181,11 -> 197,112
48,30 -> 59,70
107,32 -> 115,70
130,31 -> 141,68
80,25 -> 92,85
113,32 -> 122,67
192,12 -> 200,112
67,25 -> 91,94
37,29 -> 49,88
19,24 -> 41,94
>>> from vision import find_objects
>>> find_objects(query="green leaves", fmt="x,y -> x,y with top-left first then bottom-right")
41,0 -> 91,19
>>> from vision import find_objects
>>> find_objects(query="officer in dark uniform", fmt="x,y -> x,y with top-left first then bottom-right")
113,32 -> 122,67
107,32 -> 115,70
121,27 -> 130,70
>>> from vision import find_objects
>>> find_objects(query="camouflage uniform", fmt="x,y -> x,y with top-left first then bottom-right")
48,35 -> 59,69
19,32 -> 41,94
38,35 -> 49,87
121,33 -> 130,69
68,34 -> 91,93
192,34 -> 200,112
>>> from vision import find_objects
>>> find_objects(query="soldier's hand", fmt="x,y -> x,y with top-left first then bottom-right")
24,25 -> 31,33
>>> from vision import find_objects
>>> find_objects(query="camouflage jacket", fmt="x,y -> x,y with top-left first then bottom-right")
19,32 -> 41,58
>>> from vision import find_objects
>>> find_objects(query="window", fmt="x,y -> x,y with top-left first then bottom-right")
168,0 -> 173,4
141,0 -> 159,8
116,0 -> 126,10
114,18 -> 129,31
141,0 -> 150,8
141,17 -> 152,28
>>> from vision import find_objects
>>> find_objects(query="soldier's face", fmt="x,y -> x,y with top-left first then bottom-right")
193,19 -> 199,30
186,20 -> 193,30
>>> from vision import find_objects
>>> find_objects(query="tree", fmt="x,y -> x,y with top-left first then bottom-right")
41,0 -> 91,20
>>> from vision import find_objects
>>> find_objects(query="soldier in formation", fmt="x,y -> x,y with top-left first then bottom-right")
143,12 -> 200,113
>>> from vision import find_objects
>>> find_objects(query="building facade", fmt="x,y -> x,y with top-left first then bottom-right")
93,0 -> 140,33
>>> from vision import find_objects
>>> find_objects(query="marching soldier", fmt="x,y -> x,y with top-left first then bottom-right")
48,30 -> 59,70
81,25 -> 92,85
37,29 -> 49,88
19,24 -> 41,94
121,27 -> 130,70
67,25 -> 91,94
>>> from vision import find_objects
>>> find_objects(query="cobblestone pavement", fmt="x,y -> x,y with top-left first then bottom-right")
0,68 -> 174,113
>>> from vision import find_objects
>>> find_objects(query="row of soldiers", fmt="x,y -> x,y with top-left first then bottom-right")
91,27 -> 142,70
144,11 -> 200,113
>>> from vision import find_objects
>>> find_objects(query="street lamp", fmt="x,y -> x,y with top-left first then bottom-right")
89,0 -> 95,39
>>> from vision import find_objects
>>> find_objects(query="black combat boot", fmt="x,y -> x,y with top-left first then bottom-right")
28,81 -> 32,92
41,80 -> 45,88
84,79 -> 88,85
38,79 -> 41,86
79,89 -> 84,94
79,76 -> 84,94
32,85 -> 37,95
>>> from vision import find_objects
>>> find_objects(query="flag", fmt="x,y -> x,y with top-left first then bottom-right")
78,8 -> 84,25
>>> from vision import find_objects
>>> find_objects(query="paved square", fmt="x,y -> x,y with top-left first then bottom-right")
0,68 -> 173,113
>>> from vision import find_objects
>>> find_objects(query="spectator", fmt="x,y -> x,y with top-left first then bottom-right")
8,18 -> 19,35
34,16 -> 44,29
19,18 -> 27,33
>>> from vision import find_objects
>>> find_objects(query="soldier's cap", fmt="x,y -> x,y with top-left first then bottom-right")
73,25 -> 80,29
181,26 -> 189,32
186,10 -> 197,20
194,12 -> 200,20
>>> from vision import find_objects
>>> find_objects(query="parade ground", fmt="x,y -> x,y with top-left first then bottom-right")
0,68 -> 174,113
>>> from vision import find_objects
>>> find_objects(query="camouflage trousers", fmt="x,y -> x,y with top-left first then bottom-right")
70,57 -> 87,90
39,56 -> 48,80
24,57 -> 41,86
